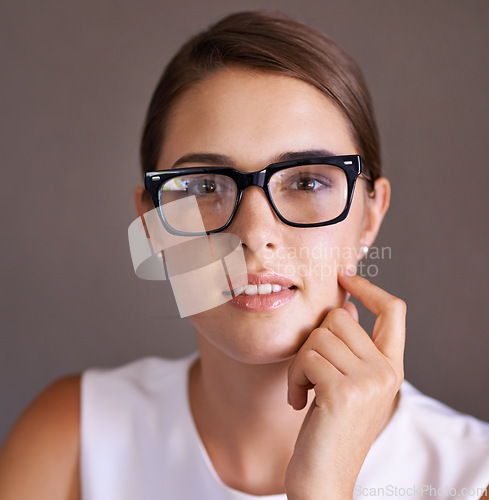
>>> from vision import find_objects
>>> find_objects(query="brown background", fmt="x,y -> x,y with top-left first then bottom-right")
1,0 -> 488,444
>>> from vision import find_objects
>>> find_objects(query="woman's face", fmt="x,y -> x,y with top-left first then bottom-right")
156,68 -> 379,364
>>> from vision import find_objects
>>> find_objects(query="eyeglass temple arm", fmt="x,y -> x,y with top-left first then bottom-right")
359,165 -> 375,191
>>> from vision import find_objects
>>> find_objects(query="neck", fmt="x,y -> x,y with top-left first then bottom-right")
188,335 -> 308,494
188,334 -> 399,495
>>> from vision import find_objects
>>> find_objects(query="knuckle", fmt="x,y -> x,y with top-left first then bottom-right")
325,307 -> 350,325
390,297 -> 407,314
307,328 -> 322,344
396,365 -> 405,386
378,363 -> 403,392
309,327 -> 332,342
289,346 -> 320,378
303,348 -> 321,364
381,366 -> 398,390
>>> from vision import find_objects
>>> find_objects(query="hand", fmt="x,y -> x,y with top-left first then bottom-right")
284,272 -> 406,499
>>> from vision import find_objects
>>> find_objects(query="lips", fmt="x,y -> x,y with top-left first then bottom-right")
223,272 -> 296,295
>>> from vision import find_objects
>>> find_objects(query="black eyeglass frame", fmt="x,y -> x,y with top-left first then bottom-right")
144,155 -> 371,236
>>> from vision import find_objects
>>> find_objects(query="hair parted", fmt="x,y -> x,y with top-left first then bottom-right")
140,10 -> 380,189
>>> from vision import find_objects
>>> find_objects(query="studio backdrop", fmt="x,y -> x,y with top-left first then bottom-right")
1,0 -> 488,444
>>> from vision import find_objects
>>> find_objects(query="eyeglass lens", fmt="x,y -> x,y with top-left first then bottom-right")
158,163 -> 348,233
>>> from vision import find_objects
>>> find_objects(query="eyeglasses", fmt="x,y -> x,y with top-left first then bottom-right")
144,155 -> 372,236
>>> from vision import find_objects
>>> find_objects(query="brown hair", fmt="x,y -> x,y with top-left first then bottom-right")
140,10 -> 380,190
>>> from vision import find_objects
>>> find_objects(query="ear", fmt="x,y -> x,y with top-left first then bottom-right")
134,186 -> 155,218
361,177 -> 391,248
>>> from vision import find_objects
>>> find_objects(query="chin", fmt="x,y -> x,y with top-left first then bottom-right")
218,343 -> 300,366
192,314 -> 317,365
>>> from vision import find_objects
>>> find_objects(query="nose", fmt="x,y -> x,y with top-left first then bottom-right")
228,186 -> 283,255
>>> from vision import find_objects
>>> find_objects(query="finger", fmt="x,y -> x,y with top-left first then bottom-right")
303,327 -> 361,372
288,349 -> 342,410
288,327 -> 360,409
343,301 -> 359,322
338,273 -> 406,365
338,273 -> 404,317
321,308 -> 378,361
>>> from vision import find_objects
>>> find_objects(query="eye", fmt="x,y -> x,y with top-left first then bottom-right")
195,179 -> 216,194
289,174 -> 332,191
187,176 -> 221,195
296,176 -> 319,190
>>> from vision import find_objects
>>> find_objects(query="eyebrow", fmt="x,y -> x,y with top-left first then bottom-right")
275,149 -> 336,162
170,149 -> 337,169
171,153 -> 235,168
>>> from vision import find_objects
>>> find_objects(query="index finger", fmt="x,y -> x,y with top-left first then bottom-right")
338,272 -> 406,365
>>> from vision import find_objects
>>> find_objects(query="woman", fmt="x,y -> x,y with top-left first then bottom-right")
1,10 -> 488,500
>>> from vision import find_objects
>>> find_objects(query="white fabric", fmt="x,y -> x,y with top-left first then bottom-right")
81,354 -> 489,499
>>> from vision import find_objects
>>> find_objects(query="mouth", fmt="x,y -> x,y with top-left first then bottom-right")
222,272 -> 297,296
222,272 -> 298,311
223,283 -> 297,297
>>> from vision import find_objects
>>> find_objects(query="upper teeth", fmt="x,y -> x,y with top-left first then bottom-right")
233,284 -> 285,296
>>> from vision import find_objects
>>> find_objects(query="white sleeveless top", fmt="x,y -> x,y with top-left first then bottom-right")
81,354 -> 489,499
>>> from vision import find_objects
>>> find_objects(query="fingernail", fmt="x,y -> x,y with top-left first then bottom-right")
342,265 -> 356,276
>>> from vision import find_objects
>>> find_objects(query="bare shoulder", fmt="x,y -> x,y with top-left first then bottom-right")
0,375 -> 81,500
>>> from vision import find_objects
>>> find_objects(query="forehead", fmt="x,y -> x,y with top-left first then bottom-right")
157,68 -> 358,170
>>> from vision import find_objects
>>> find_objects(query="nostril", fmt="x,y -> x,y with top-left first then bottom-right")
240,241 -> 275,251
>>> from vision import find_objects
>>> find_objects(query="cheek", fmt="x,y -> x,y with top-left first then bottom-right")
290,224 -> 361,284
299,233 -> 356,313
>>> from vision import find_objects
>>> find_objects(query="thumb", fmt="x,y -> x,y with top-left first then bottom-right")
343,301 -> 359,323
